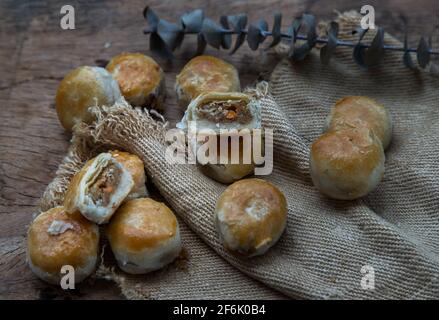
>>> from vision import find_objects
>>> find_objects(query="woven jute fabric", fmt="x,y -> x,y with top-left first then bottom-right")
39,12 -> 439,299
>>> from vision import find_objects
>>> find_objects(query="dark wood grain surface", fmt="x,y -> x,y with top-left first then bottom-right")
1,0 -> 438,300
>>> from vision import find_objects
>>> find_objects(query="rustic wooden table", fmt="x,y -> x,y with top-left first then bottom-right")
1,0 -> 438,300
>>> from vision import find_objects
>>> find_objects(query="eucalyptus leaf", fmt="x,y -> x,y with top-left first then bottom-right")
181,9 -> 204,33
287,18 -> 302,58
247,19 -> 268,50
150,32 -> 173,59
417,37 -> 431,68
364,27 -> 384,66
157,19 -> 184,51
220,16 -> 232,50
302,14 -> 317,47
320,21 -> 338,64
353,28 -> 369,67
403,31 -> 415,69
196,33 -> 207,55
143,6 -> 160,31
290,14 -> 316,61
269,12 -> 282,48
227,14 -> 247,54
201,18 -> 226,49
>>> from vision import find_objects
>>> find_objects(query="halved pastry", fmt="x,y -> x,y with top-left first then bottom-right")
64,153 -> 134,224
109,150 -> 148,200
183,92 -> 261,131
179,92 -> 262,183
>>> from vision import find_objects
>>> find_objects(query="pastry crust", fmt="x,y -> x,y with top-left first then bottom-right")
27,206 -> 99,284
310,127 -> 385,200
106,53 -> 166,109
325,96 -> 392,149
175,55 -> 240,107
109,150 -> 148,200
64,153 -> 134,224
106,198 -> 181,274
215,179 -> 287,256
56,66 -> 122,131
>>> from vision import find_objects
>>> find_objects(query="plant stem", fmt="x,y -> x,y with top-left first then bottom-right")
143,28 -> 439,55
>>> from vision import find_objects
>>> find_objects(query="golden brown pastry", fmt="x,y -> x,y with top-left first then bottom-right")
325,96 -> 392,149
106,53 -> 166,109
175,55 -> 240,107
215,179 -> 287,256
106,198 -> 181,274
56,66 -> 122,131
310,127 -> 385,200
178,92 -> 262,183
109,150 -> 147,200
27,206 -> 99,284
64,152 -> 134,224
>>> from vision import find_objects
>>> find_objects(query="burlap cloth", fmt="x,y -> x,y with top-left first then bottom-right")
39,13 -> 439,299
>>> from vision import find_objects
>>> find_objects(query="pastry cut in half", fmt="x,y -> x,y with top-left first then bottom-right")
64,152 -> 135,224
179,92 -> 262,184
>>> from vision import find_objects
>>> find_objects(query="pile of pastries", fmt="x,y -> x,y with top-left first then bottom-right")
28,52 -> 392,286
310,96 -> 392,200
28,54 -> 288,285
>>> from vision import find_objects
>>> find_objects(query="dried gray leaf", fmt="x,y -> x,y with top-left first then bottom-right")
269,12 -> 282,48
220,16 -> 232,50
247,19 -> 268,51
353,28 -> 369,67
291,14 -> 316,61
143,6 -> 159,31
196,33 -> 207,55
227,14 -> 247,54
157,19 -> 184,51
320,21 -> 338,64
403,31 -> 415,69
201,18 -> 226,49
150,32 -> 173,59
302,14 -> 317,47
364,27 -> 384,66
181,9 -> 204,33
417,37 -> 431,68
287,18 -> 302,58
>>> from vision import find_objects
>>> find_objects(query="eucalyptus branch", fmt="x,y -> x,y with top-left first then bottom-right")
142,7 -> 437,70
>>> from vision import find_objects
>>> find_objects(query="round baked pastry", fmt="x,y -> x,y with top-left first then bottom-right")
175,55 -> 240,107
64,152 -> 135,224
106,53 -> 166,109
27,206 -> 99,285
56,66 -> 122,131
106,198 -> 181,274
310,127 -> 385,200
215,179 -> 287,256
109,150 -> 147,200
179,92 -> 262,183
325,96 -> 392,149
